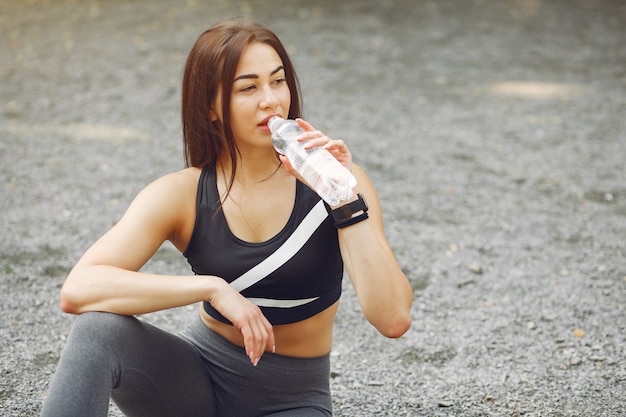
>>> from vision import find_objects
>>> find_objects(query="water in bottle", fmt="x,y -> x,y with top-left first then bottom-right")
268,116 -> 357,205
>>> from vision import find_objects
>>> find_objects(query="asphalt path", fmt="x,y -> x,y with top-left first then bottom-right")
1,1 -> 625,416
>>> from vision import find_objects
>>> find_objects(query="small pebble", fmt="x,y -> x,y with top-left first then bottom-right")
466,263 -> 483,274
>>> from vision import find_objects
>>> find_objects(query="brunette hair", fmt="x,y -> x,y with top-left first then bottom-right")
181,17 -> 302,170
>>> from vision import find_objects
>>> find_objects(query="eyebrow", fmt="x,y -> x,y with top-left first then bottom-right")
234,65 -> 285,82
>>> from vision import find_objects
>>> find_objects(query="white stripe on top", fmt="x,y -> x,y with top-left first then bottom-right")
229,200 -> 328,308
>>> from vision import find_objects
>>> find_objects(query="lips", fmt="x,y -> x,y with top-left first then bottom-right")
259,114 -> 282,127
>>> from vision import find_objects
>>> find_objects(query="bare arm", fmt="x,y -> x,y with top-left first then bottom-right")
60,170 -> 204,315
281,120 -> 414,338
335,164 -> 414,338
60,169 -> 274,364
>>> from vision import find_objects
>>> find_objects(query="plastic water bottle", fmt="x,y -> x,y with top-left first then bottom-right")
268,116 -> 357,205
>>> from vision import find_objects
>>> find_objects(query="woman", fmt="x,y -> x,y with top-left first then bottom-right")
40,17 -> 413,417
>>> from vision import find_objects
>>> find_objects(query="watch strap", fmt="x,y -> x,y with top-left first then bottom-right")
334,212 -> 369,229
330,193 -> 368,223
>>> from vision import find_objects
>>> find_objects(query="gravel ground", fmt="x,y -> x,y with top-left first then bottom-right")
1,1 -> 625,416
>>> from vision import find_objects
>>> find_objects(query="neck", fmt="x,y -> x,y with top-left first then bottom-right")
218,152 -> 283,186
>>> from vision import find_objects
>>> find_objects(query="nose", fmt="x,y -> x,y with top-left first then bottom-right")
260,85 -> 279,109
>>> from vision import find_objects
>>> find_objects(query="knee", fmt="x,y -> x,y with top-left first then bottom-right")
69,312 -> 139,349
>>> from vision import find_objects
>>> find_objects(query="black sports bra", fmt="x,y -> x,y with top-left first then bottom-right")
183,166 -> 343,325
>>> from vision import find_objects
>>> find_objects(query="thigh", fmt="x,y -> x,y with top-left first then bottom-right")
41,312 -> 216,417
182,316 -> 332,417
99,313 -> 217,417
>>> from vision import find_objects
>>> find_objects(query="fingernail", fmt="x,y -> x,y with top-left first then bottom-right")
272,345 -> 276,353
253,357 -> 260,366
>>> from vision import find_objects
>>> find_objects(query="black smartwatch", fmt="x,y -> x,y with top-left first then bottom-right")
331,193 -> 369,228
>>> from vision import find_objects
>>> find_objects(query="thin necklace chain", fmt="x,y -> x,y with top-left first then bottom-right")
222,161 -> 282,234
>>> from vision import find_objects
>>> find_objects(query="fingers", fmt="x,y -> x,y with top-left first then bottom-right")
323,139 -> 348,152
209,283 -> 275,366
291,118 -> 353,170
296,118 -> 313,131
295,118 -> 327,147
279,154 -> 295,174
239,311 -> 275,366
295,118 -> 350,150
299,132 -> 327,149
295,126 -> 347,152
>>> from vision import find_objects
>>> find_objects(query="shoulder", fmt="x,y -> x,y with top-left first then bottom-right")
350,162 -> 367,182
349,162 -> 385,224
120,167 -> 202,246
134,167 -> 202,209
350,163 -> 377,198
144,166 -> 202,194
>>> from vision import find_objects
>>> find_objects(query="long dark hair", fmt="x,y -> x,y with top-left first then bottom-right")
181,17 -> 302,175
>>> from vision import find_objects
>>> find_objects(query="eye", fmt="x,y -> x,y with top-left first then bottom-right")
272,77 -> 286,86
239,84 -> 256,93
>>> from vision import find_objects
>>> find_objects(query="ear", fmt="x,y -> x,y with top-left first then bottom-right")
209,108 -> 218,122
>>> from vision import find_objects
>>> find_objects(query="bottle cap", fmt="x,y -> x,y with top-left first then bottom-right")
267,116 -> 284,132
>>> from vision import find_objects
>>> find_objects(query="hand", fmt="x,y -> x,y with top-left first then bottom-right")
207,281 -> 275,366
279,119 -> 353,179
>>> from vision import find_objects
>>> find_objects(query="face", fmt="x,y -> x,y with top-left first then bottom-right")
212,42 -> 291,152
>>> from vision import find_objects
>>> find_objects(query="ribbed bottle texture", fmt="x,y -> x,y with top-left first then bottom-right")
269,117 -> 356,205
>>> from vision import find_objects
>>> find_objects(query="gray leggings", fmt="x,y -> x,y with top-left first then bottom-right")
40,312 -> 332,417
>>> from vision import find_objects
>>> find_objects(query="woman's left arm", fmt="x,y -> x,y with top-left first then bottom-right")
281,119 -> 414,337
333,163 -> 414,338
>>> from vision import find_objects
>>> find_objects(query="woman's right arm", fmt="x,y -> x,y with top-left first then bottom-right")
60,169 -> 275,364
60,169 -> 209,315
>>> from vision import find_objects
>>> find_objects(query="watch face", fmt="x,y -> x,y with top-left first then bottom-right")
332,194 -> 368,222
